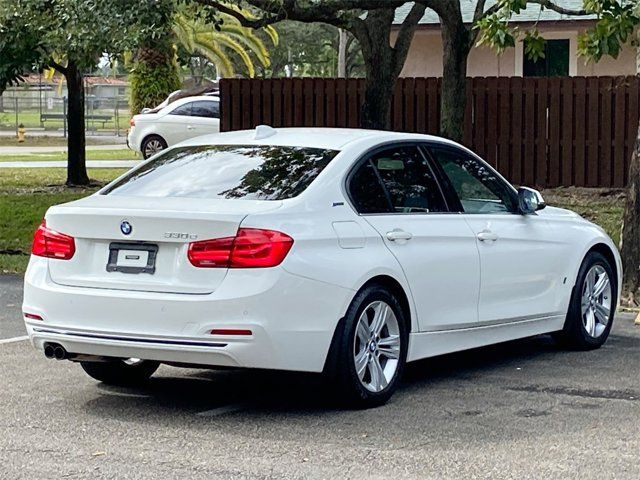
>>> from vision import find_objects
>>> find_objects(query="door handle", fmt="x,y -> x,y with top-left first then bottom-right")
477,230 -> 499,242
187,125 -> 195,130
386,229 -> 413,242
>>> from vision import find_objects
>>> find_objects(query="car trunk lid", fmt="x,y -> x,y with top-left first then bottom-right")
45,195 -> 282,294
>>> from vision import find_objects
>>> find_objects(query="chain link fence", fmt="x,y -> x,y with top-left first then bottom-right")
0,92 -> 130,137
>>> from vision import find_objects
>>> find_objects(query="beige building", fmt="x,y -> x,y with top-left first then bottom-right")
394,1 -> 638,78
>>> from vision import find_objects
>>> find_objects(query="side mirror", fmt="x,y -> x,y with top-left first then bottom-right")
518,187 -> 546,215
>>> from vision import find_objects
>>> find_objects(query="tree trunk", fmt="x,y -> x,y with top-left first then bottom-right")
440,20 -> 471,142
352,7 -> 424,130
64,61 -> 89,186
361,72 -> 395,130
621,121 -> 640,304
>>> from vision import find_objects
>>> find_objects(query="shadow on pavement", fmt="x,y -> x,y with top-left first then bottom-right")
83,333 -> 564,418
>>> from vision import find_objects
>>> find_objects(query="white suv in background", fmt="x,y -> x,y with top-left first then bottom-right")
127,95 -> 220,159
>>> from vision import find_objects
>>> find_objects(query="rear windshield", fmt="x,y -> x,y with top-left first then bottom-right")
102,145 -> 339,200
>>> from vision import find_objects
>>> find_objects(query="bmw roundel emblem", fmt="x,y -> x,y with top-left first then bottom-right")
120,221 -> 132,236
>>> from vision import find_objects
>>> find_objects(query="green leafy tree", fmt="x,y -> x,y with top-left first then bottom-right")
258,21 -> 364,78
196,0 -> 426,129
129,0 -> 182,116
0,0 -> 150,185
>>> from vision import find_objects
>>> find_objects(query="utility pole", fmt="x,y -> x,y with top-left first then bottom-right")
337,29 -> 348,78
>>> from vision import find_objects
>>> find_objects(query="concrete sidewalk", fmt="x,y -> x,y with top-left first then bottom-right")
0,160 -> 140,168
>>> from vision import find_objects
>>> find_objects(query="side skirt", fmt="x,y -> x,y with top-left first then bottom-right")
407,315 -> 566,363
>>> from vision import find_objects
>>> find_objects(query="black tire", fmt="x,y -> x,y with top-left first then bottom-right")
326,284 -> 408,408
80,360 -> 160,386
554,251 -> 617,350
141,135 -> 167,159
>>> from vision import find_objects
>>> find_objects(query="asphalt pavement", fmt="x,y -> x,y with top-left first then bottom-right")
1,274 -> 639,479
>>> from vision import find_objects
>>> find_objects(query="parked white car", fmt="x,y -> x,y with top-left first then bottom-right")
127,95 -> 220,159
23,127 -> 621,407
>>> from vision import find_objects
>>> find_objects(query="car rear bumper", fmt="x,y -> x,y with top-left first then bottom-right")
23,257 -> 354,372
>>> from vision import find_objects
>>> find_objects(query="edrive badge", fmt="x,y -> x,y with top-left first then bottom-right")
120,220 -> 132,236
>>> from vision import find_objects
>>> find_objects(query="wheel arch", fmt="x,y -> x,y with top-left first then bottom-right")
587,243 -> 618,285
141,133 -> 167,157
322,274 -> 414,375
357,275 -> 413,333
572,242 -> 621,308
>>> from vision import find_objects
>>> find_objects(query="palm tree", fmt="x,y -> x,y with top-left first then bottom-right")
129,0 -> 181,115
173,9 -> 278,78
130,2 -> 277,114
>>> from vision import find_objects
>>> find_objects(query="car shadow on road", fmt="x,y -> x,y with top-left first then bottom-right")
82,333 -> 564,420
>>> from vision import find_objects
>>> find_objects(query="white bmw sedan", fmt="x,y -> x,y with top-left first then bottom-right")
23,127 -> 621,407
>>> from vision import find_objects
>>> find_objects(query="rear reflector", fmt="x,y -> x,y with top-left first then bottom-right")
32,220 -> 76,260
210,329 -> 252,336
129,118 -> 135,127
188,228 -> 293,268
23,312 -> 43,321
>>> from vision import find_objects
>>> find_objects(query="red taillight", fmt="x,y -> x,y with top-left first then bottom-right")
188,228 -> 293,269
187,237 -> 234,268
231,228 -> 294,268
23,312 -> 43,321
32,220 -> 76,260
129,118 -> 135,127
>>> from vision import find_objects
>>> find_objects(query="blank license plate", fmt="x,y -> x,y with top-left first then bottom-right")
107,243 -> 158,274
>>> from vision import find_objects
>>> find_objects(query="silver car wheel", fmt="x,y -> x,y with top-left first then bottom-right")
144,138 -> 165,158
581,265 -> 612,338
353,300 -> 401,393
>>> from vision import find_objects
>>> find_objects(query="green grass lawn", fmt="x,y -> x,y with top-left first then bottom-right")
0,136 -> 124,147
0,168 -> 126,273
0,170 -> 626,274
0,149 -> 139,162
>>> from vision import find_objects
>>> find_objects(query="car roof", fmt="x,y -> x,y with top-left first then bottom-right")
164,95 -> 220,109
181,127 -> 458,150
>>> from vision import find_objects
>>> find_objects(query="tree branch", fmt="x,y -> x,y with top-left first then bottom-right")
526,0 -> 588,16
193,0 -> 287,28
48,59 -> 67,76
473,0 -> 488,23
393,2 -> 426,71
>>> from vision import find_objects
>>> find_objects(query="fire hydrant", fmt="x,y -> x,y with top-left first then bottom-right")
17,123 -> 26,143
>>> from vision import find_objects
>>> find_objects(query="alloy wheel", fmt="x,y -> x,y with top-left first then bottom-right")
353,301 -> 401,393
581,265 -> 612,338
144,139 -> 165,158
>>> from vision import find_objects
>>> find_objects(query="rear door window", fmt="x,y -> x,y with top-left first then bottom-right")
102,145 -> 338,200
169,102 -> 193,116
349,145 -> 448,214
191,100 -> 219,118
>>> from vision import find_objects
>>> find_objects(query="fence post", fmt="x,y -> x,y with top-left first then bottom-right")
114,98 -> 120,137
14,97 -> 19,137
63,97 -> 67,138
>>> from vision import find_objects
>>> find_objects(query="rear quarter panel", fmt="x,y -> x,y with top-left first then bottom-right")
241,205 -> 419,334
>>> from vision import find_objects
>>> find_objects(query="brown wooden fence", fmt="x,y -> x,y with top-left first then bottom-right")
220,76 -> 640,188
